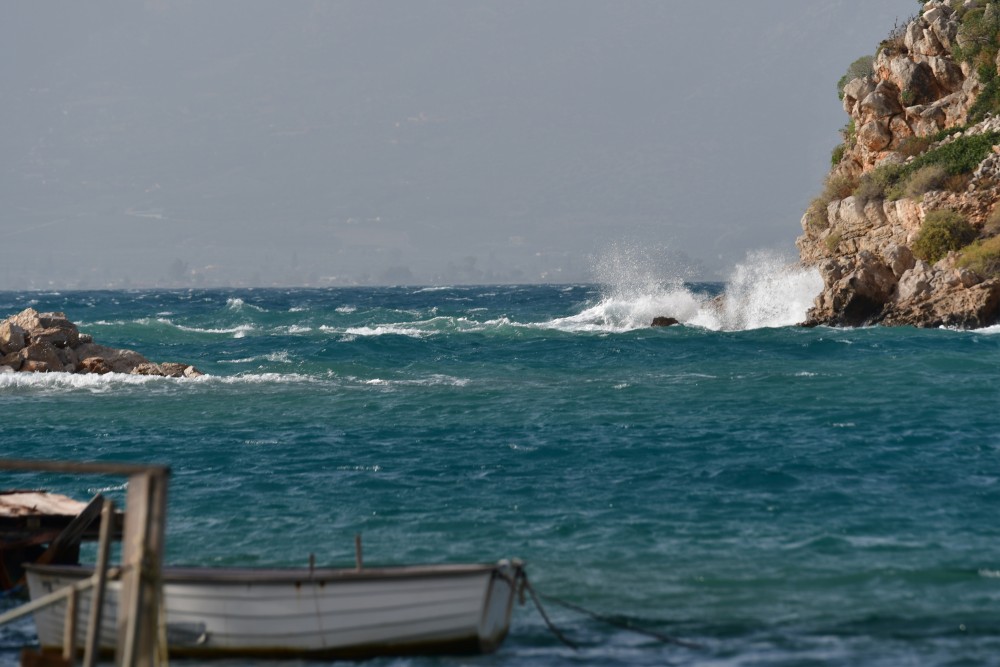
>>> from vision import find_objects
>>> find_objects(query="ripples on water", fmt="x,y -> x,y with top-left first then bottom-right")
2,269 -> 1000,666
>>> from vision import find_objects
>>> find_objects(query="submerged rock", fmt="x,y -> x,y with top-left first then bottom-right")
0,308 -> 203,377
650,316 -> 680,327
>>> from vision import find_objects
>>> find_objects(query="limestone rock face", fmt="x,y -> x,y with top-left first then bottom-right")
796,3 -> 1000,329
0,308 -> 203,377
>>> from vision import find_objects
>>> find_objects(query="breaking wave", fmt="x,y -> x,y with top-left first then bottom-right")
544,247 -> 822,333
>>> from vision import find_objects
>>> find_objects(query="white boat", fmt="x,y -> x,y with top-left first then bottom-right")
25,559 -> 524,659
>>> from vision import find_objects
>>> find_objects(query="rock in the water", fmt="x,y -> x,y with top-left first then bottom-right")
651,317 -> 680,327
73,343 -> 149,374
79,357 -> 112,375
0,308 -> 201,376
10,309 -> 79,348
20,342 -> 65,371
183,365 -> 204,378
0,321 -> 26,356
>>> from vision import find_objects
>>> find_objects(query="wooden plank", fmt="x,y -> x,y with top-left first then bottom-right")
0,460 -> 170,478
34,495 -> 104,568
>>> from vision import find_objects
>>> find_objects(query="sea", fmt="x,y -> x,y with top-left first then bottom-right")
2,253 -> 1000,666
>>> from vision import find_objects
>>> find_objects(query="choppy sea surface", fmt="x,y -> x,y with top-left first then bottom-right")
2,262 -> 1000,666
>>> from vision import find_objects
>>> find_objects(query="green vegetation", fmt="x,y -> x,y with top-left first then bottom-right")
831,144 -> 846,167
949,2 -> 1000,121
825,231 -> 843,253
912,209 -> 977,262
838,56 -> 874,100
852,131 -> 1000,202
908,130 -> 1000,174
897,135 -> 932,158
985,206 -> 1000,235
958,236 -> 1000,276
902,164 -> 949,199
829,120 -> 857,171
952,3 -> 1000,67
968,64 -> 1000,123
855,162 -> 907,202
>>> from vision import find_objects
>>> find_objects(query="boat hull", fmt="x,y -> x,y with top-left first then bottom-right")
25,561 -> 522,658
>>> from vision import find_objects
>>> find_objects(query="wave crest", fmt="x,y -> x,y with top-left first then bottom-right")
545,248 -> 822,333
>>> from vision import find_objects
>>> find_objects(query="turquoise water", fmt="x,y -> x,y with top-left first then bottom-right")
1,280 -> 1000,666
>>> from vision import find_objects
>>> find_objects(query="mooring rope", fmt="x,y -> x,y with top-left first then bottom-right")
520,576 -> 579,650
521,575 -> 704,651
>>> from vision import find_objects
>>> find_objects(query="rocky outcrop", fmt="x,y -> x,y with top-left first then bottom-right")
0,308 -> 203,377
797,1 -> 1000,328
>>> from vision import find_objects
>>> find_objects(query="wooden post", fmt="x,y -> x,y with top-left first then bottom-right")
354,534 -> 363,571
62,588 -> 78,664
116,470 -> 168,667
83,499 -> 115,667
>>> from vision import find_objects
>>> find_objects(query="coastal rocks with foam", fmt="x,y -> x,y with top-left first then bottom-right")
797,2 -> 1000,328
0,308 -> 203,377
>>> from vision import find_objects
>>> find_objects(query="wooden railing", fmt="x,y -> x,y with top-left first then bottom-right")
0,460 -> 170,667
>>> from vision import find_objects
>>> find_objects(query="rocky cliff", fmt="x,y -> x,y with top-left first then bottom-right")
797,0 -> 1000,327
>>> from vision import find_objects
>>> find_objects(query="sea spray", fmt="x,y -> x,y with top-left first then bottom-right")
556,246 -> 822,333
544,243 -> 705,332
693,251 -> 823,331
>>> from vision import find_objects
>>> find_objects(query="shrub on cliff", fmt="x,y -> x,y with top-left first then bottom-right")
985,206 -> 1000,235
908,131 -> 1000,175
831,144 -> 846,167
968,65 -> 1000,123
913,210 -> 977,262
897,135 -> 932,158
902,164 -> 949,199
958,236 -> 1000,277
850,130 -> 999,203
837,56 -> 874,100
953,4 -> 1000,67
854,162 -> 906,202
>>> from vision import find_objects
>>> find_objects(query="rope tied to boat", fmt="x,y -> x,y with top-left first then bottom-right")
519,574 -> 704,651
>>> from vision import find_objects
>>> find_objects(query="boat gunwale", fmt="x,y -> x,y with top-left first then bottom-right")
25,561 -> 518,585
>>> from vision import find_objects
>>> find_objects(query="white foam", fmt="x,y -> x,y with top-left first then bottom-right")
363,375 -> 470,387
197,372 -> 318,385
160,319 -> 256,336
335,305 -> 357,313
550,246 -> 823,333
692,251 -> 823,331
343,325 -> 430,337
541,289 -> 704,333
226,297 -> 266,312
219,351 -> 293,364
0,371 -> 183,393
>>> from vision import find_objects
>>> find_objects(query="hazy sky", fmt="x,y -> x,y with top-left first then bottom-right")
1,0 -> 916,289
